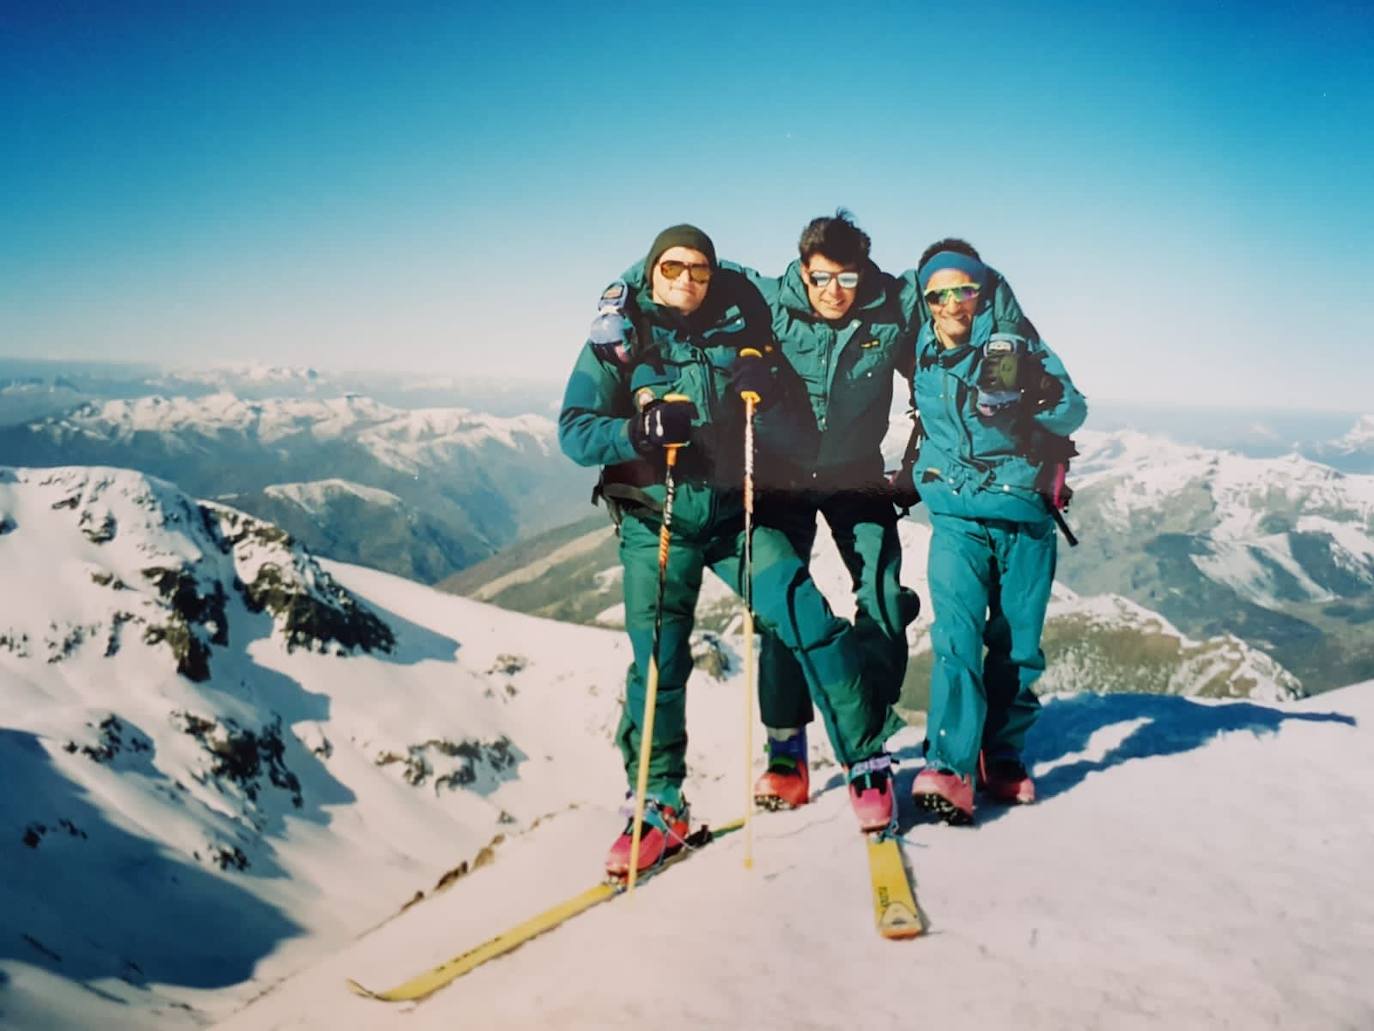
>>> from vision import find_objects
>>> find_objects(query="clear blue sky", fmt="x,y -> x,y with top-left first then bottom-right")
3,1 -> 1372,409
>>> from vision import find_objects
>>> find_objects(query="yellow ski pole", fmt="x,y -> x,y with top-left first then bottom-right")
736,347 -> 766,872
627,405 -> 686,894
741,388 -> 758,871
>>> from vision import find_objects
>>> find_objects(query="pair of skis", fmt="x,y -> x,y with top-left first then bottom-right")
346,818 -> 921,1004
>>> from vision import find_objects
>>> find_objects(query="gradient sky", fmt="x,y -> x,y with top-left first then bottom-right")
3,1 -> 1372,409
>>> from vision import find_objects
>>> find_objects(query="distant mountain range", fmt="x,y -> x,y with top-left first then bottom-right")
1058,430 -> 1374,691
448,427 -> 1374,697
3,360 -> 1369,694
0,393 -> 592,582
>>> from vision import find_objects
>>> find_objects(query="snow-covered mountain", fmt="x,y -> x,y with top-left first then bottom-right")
1060,429 -> 1374,691
1306,413 -> 1374,473
445,510 -> 1304,703
0,394 -> 592,581
0,359 -> 563,425
3,464 -> 1369,1028
0,465 -> 668,1027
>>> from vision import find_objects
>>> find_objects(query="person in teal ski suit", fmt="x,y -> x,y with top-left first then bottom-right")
735,211 -> 1034,814
903,238 -> 1087,824
558,224 -> 903,876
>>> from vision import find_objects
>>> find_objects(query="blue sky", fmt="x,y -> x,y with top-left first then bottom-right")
3,1 -> 1372,410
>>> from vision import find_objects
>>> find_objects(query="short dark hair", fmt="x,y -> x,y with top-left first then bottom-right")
917,237 -> 981,270
799,209 -> 871,268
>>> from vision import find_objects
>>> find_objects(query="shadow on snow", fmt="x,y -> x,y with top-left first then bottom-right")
0,729 -> 302,990
884,692 -> 1356,830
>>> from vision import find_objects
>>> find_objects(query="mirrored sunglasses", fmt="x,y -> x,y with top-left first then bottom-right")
923,284 -> 980,306
807,270 -> 860,289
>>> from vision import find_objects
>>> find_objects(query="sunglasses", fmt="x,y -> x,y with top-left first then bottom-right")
923,284 -> 981,306
658,260 -> 712,284
807,270 -> 860,289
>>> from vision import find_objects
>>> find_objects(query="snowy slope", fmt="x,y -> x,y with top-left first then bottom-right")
3,466 -> 1370,1028
0,467 -> 684,1028
217,677 -> 1374,1031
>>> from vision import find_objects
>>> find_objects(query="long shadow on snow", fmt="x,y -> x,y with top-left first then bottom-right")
0,729 -> 301,989
1021,693 -> 1356,805
871,693 -> 1356,833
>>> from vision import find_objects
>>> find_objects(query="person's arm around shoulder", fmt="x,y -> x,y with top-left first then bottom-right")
1027,339 -> 1088,438
984,266 -> 1039,341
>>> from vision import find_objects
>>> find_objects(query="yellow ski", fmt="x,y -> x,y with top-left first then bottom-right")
347,818 -> 744,1003
866,834 -> 922,940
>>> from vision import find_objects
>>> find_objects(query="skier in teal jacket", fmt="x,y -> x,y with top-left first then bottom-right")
736,211 -> 1034,814
559,224 -> 904,876
904,239 -> 1087,824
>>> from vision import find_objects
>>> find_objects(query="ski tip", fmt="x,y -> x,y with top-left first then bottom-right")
345,978 -> 381,1000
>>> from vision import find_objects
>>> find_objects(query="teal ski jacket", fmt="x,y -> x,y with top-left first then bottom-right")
910,310 -> 1087,523
558,261 -> 780,539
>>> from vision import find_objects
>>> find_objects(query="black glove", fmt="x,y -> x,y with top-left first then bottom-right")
1020,353 -> 1064,412
887,464 -> 921,514
629,397 -> 696,454
729,350 -> 776,411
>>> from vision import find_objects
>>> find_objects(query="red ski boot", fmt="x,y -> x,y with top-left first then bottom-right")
753,729 -> 810,810
978,749 -> 1036,805
604,797 -> 691,878
912,766 -> 975,825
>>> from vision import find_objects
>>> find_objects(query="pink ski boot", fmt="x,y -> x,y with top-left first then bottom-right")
847,755 -> 896,834
912,766 -> 975,825
978,749 -> 1036,805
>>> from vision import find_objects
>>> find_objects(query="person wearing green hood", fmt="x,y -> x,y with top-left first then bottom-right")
559,224 -> 904,878
905,238 -> 1087,825
737,212 -> 1034,815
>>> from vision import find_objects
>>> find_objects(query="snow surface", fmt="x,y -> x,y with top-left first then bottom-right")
217,668 -> 1374,1029
2,465 -> 1371,1029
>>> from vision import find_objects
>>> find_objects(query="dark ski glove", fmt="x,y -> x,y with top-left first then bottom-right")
729,350 -> 777,411
887,464 -> 921,514
629,397 -> 696,454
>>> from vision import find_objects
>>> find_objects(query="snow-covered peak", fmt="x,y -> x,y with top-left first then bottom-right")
0,466 -> 393,678
153,362 -> 322,389
263,479 -> 404,512
1074,428 -> 1374,537
34,393 -> 559,465
1332,413 -> 1374,452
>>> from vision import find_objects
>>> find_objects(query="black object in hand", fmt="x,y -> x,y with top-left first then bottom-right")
729,350 -> 776,411
630,397 -> 695,454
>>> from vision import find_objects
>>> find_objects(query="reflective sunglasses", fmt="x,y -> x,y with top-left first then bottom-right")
658,260 -> 713,284
923,283 -> 981,306
807,269 -> 860,289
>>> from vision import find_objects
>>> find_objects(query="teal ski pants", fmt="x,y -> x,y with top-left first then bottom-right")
757,490 -> 916,730
616,512 -> 902,800
925,511 -> 1055,776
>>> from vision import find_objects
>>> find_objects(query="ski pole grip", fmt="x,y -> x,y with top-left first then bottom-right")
736,348 -> 763,405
